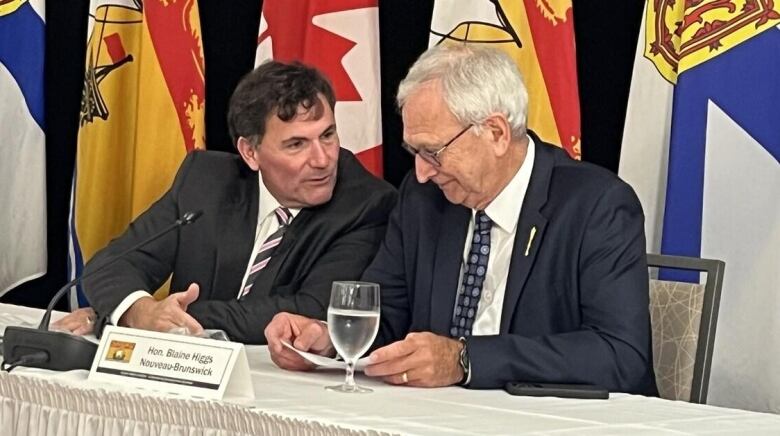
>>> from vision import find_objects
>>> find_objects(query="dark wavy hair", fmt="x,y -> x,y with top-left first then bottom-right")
227,61 -> 336,146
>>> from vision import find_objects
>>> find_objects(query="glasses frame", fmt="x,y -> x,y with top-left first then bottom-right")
402,124 -> 473,167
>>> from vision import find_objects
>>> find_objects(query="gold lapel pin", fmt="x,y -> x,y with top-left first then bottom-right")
525,226 -> 537,256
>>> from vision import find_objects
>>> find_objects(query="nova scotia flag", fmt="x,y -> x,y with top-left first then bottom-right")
0,0 -> 46,295
621,2 -> 780,413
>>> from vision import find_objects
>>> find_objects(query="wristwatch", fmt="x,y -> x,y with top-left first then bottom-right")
457,336 -> 471,386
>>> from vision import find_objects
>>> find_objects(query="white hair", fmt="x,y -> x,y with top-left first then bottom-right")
397,44 -> 529,137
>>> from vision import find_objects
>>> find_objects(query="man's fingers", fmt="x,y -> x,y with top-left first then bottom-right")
160,310 -> 203,335
365,351 -> 415,377
264,313 -> 330,371
272,351 -> 316,371
264,314 -> 294,354
153,288 -> 202,334
52,308 -> 96,334
177,312 -> 204,335
386,369 -> 437,388
311,326 -> 333,353
73,324 -> 95,336
174,283 -> 200,309
53,308 -> 95,325
368,338 -> 416,365
51,315 -> 77,330
383,369 -> 416,386
294,322 -> 329,352
267,335 -> 317,371
365,337 -> 422,377
278,348 -> 313,368
290,320 -> 302,337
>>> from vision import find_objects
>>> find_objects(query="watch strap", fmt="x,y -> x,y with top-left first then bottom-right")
457,336 -> 470,386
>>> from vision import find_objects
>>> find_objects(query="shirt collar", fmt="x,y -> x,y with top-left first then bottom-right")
481,135 -> 535,233
258,171 -> 301,223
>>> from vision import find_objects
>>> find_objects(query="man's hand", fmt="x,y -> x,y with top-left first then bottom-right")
120,283 -> 203,335
264,312 -> 333,371
51,307 -> 96,336
364,332 -> 464,387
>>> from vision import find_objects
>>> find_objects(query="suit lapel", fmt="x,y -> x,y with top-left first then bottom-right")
212,169 -> 258,300
429,203 -> 470,335
500,136 -> 553,333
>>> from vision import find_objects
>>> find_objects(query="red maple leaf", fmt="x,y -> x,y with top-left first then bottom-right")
259,0 -> 376,102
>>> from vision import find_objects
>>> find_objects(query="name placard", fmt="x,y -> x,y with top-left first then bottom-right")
88,325 -> 253,400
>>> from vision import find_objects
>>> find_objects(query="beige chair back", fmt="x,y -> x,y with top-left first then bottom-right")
649,279 -> 705,402
646,254 -> 724,404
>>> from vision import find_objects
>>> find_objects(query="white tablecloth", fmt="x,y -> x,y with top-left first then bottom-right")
1,303 -> 779,435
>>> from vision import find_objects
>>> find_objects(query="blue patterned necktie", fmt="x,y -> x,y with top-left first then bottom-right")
450,210 -> 492,337
239,207 -> 292,299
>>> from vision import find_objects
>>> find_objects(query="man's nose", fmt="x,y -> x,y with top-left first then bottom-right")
309,141 -> 330,168
415,155 -> 438,183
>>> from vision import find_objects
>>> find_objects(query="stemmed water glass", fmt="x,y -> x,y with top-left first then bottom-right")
325,281 -> 380,393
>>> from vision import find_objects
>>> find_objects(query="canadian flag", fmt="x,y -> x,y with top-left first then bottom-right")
256,0 -> 382,176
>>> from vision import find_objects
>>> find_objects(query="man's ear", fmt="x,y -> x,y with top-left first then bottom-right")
483,113 -> 512,157
236,136 -> 260,171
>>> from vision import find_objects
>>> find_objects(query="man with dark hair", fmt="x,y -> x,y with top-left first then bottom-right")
55,61 -> 397,344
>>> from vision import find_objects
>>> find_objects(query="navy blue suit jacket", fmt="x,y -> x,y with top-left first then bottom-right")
363,133 -> 657,394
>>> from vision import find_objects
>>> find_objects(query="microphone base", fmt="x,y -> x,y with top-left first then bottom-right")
3,326 -> 98,371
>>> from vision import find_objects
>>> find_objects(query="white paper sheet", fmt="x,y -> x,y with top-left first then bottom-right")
281,341 -> 370,371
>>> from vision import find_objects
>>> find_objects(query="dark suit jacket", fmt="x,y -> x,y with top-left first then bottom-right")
363,133 -> 657,394
84,149 -> 397,344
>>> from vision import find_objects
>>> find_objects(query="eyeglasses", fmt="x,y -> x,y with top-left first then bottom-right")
401,124 -> 472,167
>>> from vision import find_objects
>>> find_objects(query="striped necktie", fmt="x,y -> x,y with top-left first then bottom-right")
239,207 -> 292,299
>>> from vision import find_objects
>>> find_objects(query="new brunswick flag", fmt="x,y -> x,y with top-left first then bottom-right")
430,0 -> 581,159
68,0 -> 205,307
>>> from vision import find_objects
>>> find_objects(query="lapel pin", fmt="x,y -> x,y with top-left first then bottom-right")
525,226 -> 537,256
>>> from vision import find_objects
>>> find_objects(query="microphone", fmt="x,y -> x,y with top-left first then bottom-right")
2,210 -> 204,372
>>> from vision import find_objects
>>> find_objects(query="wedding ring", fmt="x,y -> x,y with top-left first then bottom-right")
401,372 -> 408,384
85,315 -> 95,325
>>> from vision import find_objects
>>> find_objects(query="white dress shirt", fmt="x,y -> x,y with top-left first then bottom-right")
110,170 -> 299,325
458,136 -> 535,336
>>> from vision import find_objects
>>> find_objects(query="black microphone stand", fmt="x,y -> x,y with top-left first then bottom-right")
2,211 -> 203,372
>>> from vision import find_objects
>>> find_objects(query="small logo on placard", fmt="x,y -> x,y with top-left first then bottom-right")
105,340 -> 135,363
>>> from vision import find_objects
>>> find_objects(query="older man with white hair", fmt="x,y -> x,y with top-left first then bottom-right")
265,44 -> 657,395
